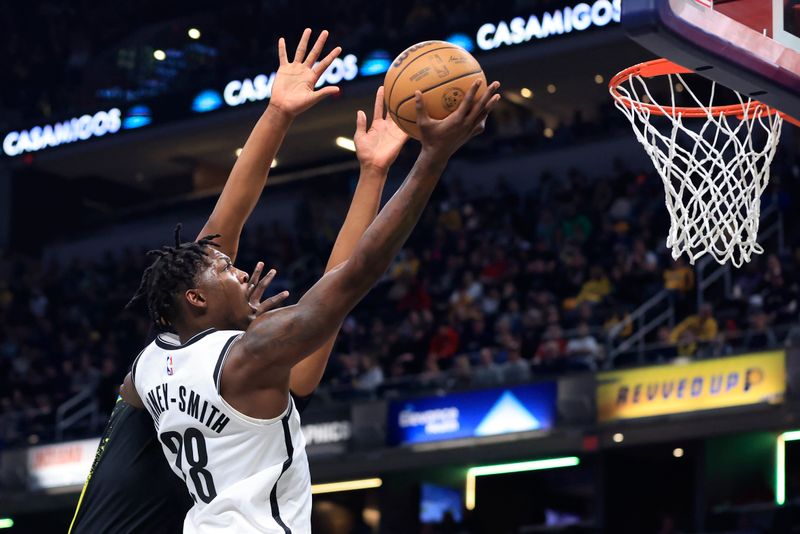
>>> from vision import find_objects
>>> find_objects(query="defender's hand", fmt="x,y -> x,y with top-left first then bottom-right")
416,80 -> 501,160
354,86 -> 409,173
269,29 -> 342,117
247,262 -> 289,316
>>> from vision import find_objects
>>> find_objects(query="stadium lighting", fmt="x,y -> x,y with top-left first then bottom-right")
543,128 -> 554,139
612,433 -> 624,443
673,448 -> 684,458
465,457 -> 579,510
335,136 -> 356,152
520,87 -> 533,98
546,83 -> 557,94
153,49 -> 166,61
594,74 -> 604,84
311,478 -> 382,495
188,28 -> 201,39
271,158 -> 278,168
776,430 -> 800,505
235,148 -> 243,157
0,518 -> 13,529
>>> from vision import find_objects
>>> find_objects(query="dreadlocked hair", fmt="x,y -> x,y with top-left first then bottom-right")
126,223 -> 221,332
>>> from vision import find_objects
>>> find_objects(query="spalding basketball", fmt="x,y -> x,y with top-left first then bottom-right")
384,41 -> 487,139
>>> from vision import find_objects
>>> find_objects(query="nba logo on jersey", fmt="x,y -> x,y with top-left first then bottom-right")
166,354 -> 174,375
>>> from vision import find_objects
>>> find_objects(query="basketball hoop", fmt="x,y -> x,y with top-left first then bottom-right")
609,58 -> 788,267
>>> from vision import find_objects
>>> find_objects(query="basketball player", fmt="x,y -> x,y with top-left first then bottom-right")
119,51 -> 500,533
69,29 -> 410,533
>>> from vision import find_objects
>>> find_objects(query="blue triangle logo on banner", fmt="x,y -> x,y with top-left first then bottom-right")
474,391 -> 541,436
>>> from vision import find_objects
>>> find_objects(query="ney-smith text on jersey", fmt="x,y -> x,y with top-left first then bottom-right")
133,328 -> 311,534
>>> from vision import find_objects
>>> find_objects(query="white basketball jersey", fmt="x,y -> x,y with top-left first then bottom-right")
132,328 -> 311,534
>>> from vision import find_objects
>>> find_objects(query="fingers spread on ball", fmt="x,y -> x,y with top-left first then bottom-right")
468,81 -> 500,124
473,93 -> 502,129
414,91 -> 430,124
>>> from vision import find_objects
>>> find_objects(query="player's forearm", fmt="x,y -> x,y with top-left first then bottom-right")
266,151 -> 445,371
200,105 -> 293,259
274,150 -> 446,358
345,150 -> 447,287
290,167 -> 387,396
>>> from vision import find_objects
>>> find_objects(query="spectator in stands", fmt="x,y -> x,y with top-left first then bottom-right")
70,353 -> 101,396
472,348 -> 503,388
574,266 -> 611,305
533,325 -> 566,368
675,330 -> 698,358
561,201 -> 593,243
461,318 -> 494,354
449,355 -> 473,389
481,250 -> 509,282
356,354 -> 385,393
663,257 -> 695,294
419,356 -> 447,389
650,326 -> 679,362
428,323 -> 460,365
500,345 -> 531,383
565,322 -> 602,367
604,307 -> 633,339
743,312 -> 778,351
389,249 -> 420,280
450,272 -> 482,312
333,353 -> 361,388
480,287 -> 502,317
670,303 -> 719,349
762,274 -> 798,325
698,332 -> 734,359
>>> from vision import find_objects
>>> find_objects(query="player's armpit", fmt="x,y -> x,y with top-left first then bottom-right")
120,372 -> 145,410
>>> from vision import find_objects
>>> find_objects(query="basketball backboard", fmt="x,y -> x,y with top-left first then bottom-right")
621,0 -> 800,119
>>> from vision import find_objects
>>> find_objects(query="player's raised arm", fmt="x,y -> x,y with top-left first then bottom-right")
221,80 -> 501,417
289,86 -> 409,397
198,28 -> 342,260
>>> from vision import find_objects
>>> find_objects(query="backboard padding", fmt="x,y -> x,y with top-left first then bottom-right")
621,0 -> 800,119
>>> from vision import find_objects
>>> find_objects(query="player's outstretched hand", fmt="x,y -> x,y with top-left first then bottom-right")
354,86 -> 409,173
270,29 -> 342,117
247,262 -> 289,316
415,80 -> 501,159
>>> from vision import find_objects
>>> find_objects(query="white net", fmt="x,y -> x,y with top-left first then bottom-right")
611,69 -> 783,267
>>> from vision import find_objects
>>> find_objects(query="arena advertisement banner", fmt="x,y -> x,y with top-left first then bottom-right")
597,351 -> 786,423
387,383 -> 557,446
301,405 -> 352,457
27,438 -> 99,490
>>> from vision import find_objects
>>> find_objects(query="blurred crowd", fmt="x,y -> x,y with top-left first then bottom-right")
2,143 -> 799,447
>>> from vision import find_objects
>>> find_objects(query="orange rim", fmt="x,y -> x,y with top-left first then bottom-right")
608,58 -> 792,122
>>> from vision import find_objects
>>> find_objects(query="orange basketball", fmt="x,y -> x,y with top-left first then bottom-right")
384,41 -> 487,140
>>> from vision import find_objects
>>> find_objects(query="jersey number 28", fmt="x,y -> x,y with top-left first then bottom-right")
159,428 -> 217,503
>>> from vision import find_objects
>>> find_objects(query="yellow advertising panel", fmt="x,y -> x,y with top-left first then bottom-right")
598,351 -> 785,422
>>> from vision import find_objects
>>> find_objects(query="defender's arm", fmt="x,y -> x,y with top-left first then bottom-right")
289,86 -> 408,396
